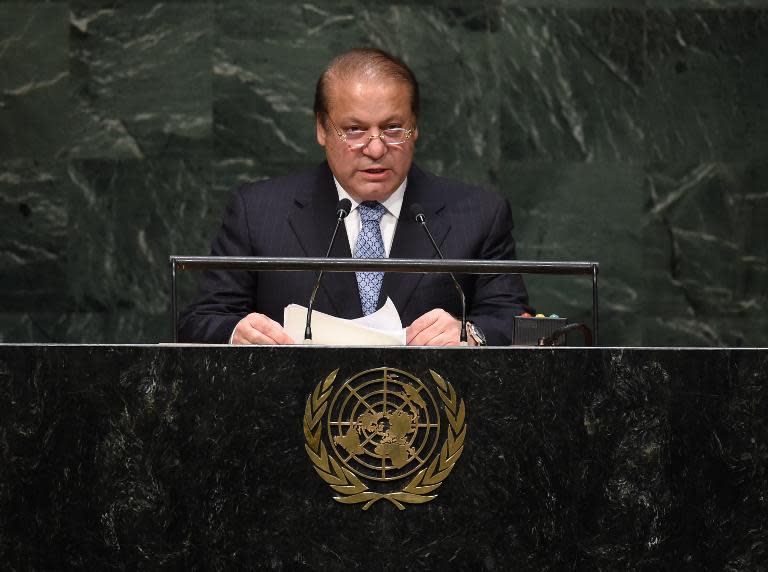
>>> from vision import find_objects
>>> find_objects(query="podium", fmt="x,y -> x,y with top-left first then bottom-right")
1,344 -> 766,569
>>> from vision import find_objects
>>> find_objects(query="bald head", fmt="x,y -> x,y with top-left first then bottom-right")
313,48 -> 420,125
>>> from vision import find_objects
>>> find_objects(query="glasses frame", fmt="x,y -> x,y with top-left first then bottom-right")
327,117 -> 414,150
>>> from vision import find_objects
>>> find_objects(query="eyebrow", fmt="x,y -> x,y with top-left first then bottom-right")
341,115 -> 405,126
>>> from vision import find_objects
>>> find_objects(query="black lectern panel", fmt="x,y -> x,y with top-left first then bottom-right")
1,345 -> 766,570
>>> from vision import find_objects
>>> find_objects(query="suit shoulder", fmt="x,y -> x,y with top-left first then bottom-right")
230,166 -> 318,207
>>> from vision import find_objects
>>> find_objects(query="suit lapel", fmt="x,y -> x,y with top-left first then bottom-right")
286,163 -> 450,321
380,166 -> 450,318
287,164 -> 362,318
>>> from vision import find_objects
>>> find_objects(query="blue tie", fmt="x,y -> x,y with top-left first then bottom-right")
354,201 -> 387,315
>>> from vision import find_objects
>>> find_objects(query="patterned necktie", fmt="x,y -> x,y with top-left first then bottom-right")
354,201 -> 387,315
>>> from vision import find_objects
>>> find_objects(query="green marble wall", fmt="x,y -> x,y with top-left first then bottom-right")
1,1 -> 767,346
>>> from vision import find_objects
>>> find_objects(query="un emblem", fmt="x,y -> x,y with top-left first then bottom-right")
303,367 -> 467,510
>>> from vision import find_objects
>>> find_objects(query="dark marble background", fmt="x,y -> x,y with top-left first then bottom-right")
1,1 -> 767,345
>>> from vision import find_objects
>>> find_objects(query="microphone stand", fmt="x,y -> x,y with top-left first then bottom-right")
412,209 -> 468,346
305,200 -> 351,342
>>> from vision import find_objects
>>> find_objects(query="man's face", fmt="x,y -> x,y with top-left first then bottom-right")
316,77 -> 418,203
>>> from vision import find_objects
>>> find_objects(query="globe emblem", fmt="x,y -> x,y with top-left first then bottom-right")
327,367 -> 442,482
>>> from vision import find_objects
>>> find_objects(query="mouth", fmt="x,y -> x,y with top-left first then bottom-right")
358,167 -> 391,182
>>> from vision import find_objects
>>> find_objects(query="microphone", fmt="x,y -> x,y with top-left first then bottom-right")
408,203 -> 468,345
305,198 -> 352,342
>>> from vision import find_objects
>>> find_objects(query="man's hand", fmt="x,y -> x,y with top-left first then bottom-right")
406,309 -> 473,346
232,313 -> 295,345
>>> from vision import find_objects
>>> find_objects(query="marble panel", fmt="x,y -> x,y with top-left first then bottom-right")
647,1 -> 768,7
66,159 -> 214,338
503,0 -> 646,6
498,6 -> 646,161
0,4 -> 69,160
504,1 -> 768,8
643,8 -> 768,161
1,0 -> 767,347
0,311 -> 143,344
69,2 -> 213,159
500,162 -> 643,345
0,160 -> 70,312
641,161 -> 768,346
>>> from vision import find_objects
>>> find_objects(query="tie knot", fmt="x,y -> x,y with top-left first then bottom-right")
358,201 -> 386,223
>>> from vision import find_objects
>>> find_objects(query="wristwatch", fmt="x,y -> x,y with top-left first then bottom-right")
466,322 -> 487,346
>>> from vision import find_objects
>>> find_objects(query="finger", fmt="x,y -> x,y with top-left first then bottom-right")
407,309 -> 448,345
408,312 -> 461,346
233,314 -> 294,345
411,326 -> 460,346
232,327 -> 258,345
409,327 -> 449,347
406,309 -> 442,344
235,328 -> 268,345
429,331 -> 462,347
261,321 -> 295,345
233,318 -> 271,345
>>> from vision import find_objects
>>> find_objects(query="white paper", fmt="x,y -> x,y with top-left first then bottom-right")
283,297 -> 406,346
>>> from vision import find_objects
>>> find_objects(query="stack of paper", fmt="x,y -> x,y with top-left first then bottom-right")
283,298 -> 406,346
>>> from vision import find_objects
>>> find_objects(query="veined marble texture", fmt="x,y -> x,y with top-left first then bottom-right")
0,4 -> 69,160
643,163 -> 768,346
69,2 -> 213,159
0,1 -> 767,345
1,345 -> 767,569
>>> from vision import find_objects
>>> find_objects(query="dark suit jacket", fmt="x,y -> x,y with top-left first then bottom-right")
179,162 -> 530,345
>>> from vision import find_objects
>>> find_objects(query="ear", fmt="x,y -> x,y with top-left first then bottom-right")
316,115 -> 327,147
412,125 -> 419,142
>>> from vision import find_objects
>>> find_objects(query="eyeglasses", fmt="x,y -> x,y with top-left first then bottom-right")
327,117 -> 414,150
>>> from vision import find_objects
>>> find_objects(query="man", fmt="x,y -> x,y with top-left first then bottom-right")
179,48 -> 530,346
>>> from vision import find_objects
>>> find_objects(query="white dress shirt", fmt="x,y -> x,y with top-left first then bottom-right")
333,177 -> 407,257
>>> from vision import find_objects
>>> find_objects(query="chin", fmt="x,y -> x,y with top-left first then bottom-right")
352,187 -> 394,202
350,178 -> 400,201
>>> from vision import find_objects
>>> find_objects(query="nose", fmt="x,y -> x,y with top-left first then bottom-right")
362,133 -> 388,159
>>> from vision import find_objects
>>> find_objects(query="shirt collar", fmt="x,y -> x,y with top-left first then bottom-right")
332,177 -> 407,220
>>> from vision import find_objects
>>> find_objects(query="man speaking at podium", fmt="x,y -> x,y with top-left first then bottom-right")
179,48 -> 530,346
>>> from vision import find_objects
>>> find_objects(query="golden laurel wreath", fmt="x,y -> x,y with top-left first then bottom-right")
303,368 -> 467,510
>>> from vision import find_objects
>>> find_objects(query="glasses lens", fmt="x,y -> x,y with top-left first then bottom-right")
381,128 -> 407,144
342,128 -> 411,150
344,130 -> 366,141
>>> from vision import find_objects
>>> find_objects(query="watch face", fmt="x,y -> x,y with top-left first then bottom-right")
469,323 -> 486,345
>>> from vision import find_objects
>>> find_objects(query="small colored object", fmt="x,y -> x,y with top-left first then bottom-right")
535,313 -> 546,318
549,314 -> 560,318
520,312 -> 533,318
